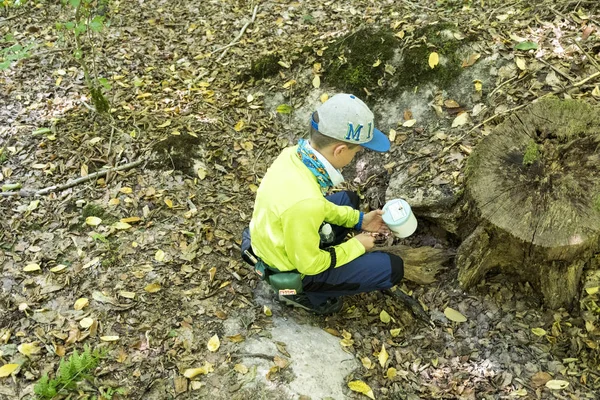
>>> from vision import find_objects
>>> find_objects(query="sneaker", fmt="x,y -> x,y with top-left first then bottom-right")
278,294 -> 343,315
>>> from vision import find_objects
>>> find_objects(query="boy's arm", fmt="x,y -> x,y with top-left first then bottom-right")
281,199 -> 365,276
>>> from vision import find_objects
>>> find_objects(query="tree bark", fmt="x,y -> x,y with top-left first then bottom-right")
457,97 -> 600,309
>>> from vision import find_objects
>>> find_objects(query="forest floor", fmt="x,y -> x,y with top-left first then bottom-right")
1,0 -> 600,399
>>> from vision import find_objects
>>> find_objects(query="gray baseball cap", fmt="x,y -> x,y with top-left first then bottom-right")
311,93 -> 390,152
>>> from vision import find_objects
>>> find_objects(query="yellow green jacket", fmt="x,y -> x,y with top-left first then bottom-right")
249,146 -> 365,275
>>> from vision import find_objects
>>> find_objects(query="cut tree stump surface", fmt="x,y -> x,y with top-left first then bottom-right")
457,98 -> 600,309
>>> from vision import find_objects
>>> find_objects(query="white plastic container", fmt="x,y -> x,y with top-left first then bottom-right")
382,198 -> 418,238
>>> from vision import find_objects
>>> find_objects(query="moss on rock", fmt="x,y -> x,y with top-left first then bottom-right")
248,53 -> 282,80
323,27 -> 396,96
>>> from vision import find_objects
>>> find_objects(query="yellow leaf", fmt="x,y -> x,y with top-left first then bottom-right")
74,298 -> 89,311
100,336 -> 120,342
119,187 -> 133,194
545,380 -> 569,390
378,344 -> 388,367
109,198 -> 120,206
234,363 -> 248,374
23,263 -> 41,272
119,291 -> 136,299
312,75 -> 321,88
0,364 -> 19,378
80,318 -> 94,328
113,221 -> 132,230
183,362 -> 214,378
380,310 -> 391,323
386,367 -> 397,379
444,307 -> 467,322
50,265 -> 67,273
451,113 -> 470,128
85,216 -> 102,226
586,286 -> 599,295
592,87 -> 600,98
372,59 -> 381,67
531,327 -> 547,336
18,342 -> 41,356
164,198 -> 173,208
402,119 -> 416,127
264,305 -> 272,317
155,249 -> 165,262
428,52 -> 439,69
207,334 -> 220,352
395,30 -> 405,39
390,328 -> 401,337
474,79 -> 483,92
361,357 -> 373,369
348,380 -> 375,399
144,283 -> 161,293
515,57 -> 527,71
282,79 -> 297,89
234,120 -> 245,132
157,120 -> 171,128
320,93 -> 329,103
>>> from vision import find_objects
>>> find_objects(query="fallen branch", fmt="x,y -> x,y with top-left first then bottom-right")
1,159 -> 144,198
214,5 -> 259,62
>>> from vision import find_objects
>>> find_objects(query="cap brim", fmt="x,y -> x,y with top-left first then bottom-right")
360,128 -> 390,152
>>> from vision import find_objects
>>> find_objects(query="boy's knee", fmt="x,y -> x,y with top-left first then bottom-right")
389,254 -> 404,285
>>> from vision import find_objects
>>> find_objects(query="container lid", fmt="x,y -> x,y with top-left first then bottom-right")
382,199 -> 412,227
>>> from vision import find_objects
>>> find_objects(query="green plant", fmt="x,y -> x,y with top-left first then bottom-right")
56,0 -> 112,112
523,140 -> 540,166
0,33 -> 34,70
34,345 -> 105,399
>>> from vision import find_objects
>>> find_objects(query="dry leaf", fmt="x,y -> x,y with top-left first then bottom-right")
380,310 -> 391,323
515,57 -> 527,70
462,53 -> 481,68
361,357 -> 373,369
234,120 -> 245,132
74,298 -> 89,311
451,113 -> 470,128
386,367 -> 397,379
85,216 -> 102,226
320,93 -> 329,103
444,99 -> 460,108
264,305 -> 272,317
312,75 -> 321,88
531,327 -> 547,336
444,307 -> 467,322
531,371 -> 552,387
23,263 -> 41,272
273,355 -> 289,369
473,79 -> 483,92
119,187 -> 133,194
390,328 -> 401,337
545,380 -> 569,390
592,87 -> 600,98
0,364 -> 19,378
234,363 -> 248,374
50,264 -> 67,273
226,333 -> 245,343
402,119 -> 416,127
164,198 -> 173,208
378,344 -> 389,367
348,380 -> 375,399
144,283 -> 161,293
184,362 -> 214,379
207,334 -> 220,352
100,336 -> 120,342
18,342 -> 41,356
428,52 -> 439,69
80,318 -> 94,329
113,221 -> 132,230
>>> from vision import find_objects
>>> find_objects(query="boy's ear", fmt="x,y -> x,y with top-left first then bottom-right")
332,142 -> 349,157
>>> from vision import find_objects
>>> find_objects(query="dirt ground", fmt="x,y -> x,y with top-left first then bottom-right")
1,0 -> 600,399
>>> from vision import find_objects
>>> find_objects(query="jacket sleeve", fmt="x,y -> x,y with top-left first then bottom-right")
280,198 -> 365,276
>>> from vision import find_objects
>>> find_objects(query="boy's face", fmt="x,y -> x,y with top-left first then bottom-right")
331,143 -> 362,169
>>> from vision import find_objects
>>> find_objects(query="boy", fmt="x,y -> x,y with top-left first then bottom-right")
248,93 -> 404,314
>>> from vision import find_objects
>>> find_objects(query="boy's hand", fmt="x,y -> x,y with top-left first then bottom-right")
355,232 -> 376,251
361,210 -> 390,234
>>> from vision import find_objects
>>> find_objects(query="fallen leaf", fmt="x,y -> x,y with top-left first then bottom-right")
144,283 -> 161,293
100,336 -> 120,342
207,334 -> 220,352
515,57 -> 527,71
390,328 -> 401,337
264,305 -> 272,317
451,113 -> 470,128
184,362 -> 214,378
234,120 -> 245,132
85,216 -> 102,226
386,367 -> 397,379
444,99 -> 460,108
23,263 -> 41,272
428,52 -> 439,69
273,355 -> 289,369
531,328 -> 547,336
545,380 -> 569,390
348,380 -> 375,399
113,221 -> 132,230
444,307 -> 467,322
320,93 -> 329,103
531,371 -> 552,387
378,344 -> 388,367
592,87 -> 600,98
380,310 -> 391,323
0,364 -> 19,378
74,298 -> 89,311
80,318 -> 94,329
312,75 -> 321,88
462,53 -> 480,68
119,187 -> 133,194
18,342 -> 41,356
164,198 -> 173,208
154,249 -> 165,262
402,119 -> 416,127
361,357 -> 373,369
515,41 -> 538,51
234,364 -> 248,374
226,334 -> 245,343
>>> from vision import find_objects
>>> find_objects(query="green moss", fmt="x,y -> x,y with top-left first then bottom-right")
523,140 -> 540,166
82,203 -> 105,219
248,54 -> 282,80
394,23 -> 463,90
152,134 -> 202,174
324,27 -> 396,95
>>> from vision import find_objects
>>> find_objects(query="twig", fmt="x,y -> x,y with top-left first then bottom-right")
231,353 -> 274,361
488,76 -> 519,98
107,125 -> 115,160
0,10 -> 27,23
1,159 -> 144,197
537,58 -> 575,83
215,5 -> 259,62
572,40 -> 600,73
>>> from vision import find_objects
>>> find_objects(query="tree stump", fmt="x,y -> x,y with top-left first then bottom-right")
456,98 -> 600,309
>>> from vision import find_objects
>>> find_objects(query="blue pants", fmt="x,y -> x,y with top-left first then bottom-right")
303,191 -> 404,306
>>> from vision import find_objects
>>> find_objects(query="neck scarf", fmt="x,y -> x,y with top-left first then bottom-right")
296,139 -> 344,195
